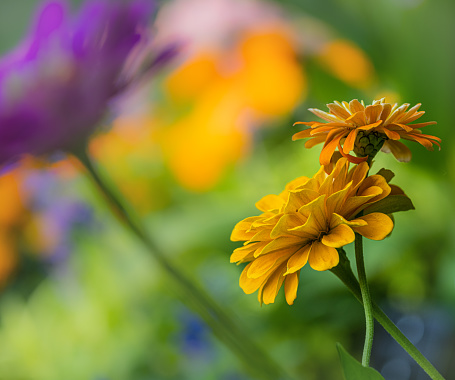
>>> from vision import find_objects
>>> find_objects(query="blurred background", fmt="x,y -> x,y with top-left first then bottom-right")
0,0 -> 454,379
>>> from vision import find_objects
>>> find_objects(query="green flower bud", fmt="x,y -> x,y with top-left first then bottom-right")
353,131 -> 387,159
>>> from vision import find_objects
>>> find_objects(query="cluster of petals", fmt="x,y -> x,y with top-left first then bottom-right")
0,0 -> 176,166
293,98 -> 441,165
230,158 -> 401,305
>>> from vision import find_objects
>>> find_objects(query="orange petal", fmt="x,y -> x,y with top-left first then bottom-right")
381,140 -> 412,162
343,129 -> 358,154
378,127 -> 401,140
327,102 -> 351,119
320,131 -> 347,165
365,104 -> 383,124
292,129 -> 313,141
305,135 -> 327,148
309,108 -> 341,122
356,120 -> 383,131
346,110 -> 366,125
308,241 -> 339,271
349,99 -> 365,113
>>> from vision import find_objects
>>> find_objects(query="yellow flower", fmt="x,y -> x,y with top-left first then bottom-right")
230,158 -> 397,305
293,98 -> 440,165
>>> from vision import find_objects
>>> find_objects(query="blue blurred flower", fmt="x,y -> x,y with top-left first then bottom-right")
0,0 -> 176,166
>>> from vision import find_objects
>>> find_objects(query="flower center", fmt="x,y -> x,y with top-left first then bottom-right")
353,131 -> 387,159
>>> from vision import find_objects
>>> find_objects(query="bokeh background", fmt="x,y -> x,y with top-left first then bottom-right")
0,0 -> 454,379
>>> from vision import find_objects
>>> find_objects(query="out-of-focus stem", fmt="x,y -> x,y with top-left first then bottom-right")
74,148 -> 292,380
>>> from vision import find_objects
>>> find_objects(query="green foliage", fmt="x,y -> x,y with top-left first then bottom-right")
364,195 -> 415,215
336,343 -> 384,380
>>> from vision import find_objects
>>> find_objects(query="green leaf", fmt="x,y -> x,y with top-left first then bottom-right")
337,343 -> 385,380
364,195 -> 415,215
376,168 -> 395,183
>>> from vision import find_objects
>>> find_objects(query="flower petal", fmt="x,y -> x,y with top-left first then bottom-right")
260,264 -> 286,305
284,271 -> 300,305
308,241 -> 339,271
255,194 -> 284,212
321,224 -> 355,248
292,129 -> 313,141
381,140 -> 412,162
239,263 -> 267,294
343,129 -> 358,154
285,244 -> 311,274
247,249 -> 292,279
353,213 -> 394,240
320,131 -> 347,165
309,108 -> 341,122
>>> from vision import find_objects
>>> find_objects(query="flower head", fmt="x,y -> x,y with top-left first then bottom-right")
230,158 -> 403,305
0,0 -> 176,166
293,98 -> 440,165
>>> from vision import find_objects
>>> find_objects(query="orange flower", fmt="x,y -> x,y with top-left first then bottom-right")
293,98 -> 440,165
230,158 -> 400,305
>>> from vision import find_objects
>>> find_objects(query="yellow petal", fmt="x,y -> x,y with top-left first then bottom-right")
247,249 -> 291,279
321,224 -> 355,248
358,174 -> 391,202
308,241 -> 339,271
353,213 -> 394,240
231,216 -> 262,241
285,244 -> 311,274
326,183 -> 351,216
284,176 -> 310,192
330,213 -> 368,228
270,213 -> 305,238
261,265 -> 286,305
284,271 -> 300,305
260,236 -> 302,256
231,242 -> 266,263
240,263 -> 266,294
284,188 -> 320,214
255,194 -> 284,212
297,195 -> 327,231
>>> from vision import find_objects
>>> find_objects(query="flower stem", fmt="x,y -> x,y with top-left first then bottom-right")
74,148 -> 292,380
354,232 -> 374,367
331,251 -> 446,380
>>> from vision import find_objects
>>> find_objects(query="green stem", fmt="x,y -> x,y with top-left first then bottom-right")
354,233 -> 374,367
74,148 -> 292,380
331,252 -> 446,380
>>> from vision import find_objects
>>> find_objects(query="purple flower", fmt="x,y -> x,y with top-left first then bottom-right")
0,0 -> 176,166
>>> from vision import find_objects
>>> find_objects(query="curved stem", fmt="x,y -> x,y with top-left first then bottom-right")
74,148 -> 292,380
354,233 -> 374,366
331,253 -> 446,380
